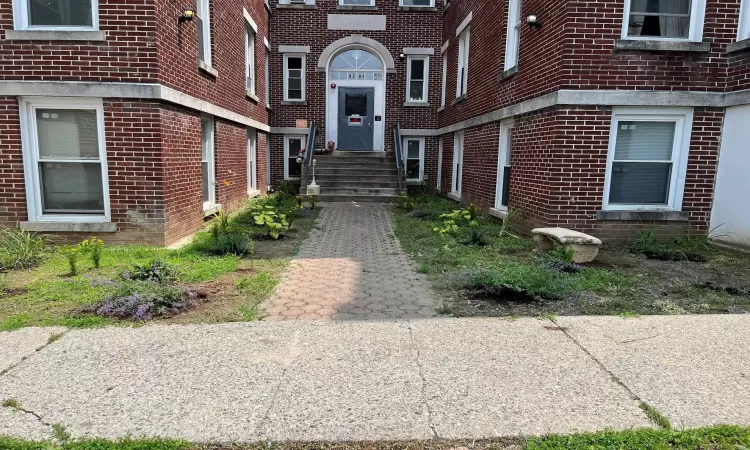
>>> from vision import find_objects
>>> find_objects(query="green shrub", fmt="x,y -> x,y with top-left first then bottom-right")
631,229 -> 710,262
253,205 -> 289,240
60,245 -> 80,276
453,262 -> 574,300
122,260 -> 179,283
458,227 -> 489,246
77,237 -> 105,269
0,229 -> 48,272
395,192 -> 415,212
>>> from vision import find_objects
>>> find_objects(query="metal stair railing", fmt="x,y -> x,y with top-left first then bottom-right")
300,121 -> 317,193
392,123 -> 405,194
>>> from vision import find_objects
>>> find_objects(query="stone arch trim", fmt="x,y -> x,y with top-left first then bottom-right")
317,35 -> 396,73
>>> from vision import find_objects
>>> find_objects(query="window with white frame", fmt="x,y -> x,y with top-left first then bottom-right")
403,137 -> 425,181
440,53 -> 447,107
340,0 -> 374,5
284,136 -> 304,179
19,97 -> 109,222
246,26 -> 256,94
604,107 -> 693,211
400,0 -> 435,6
283,55 -> 305,102
201,117 -> 215,210
265,48 -> 271,106
13,0 -> 98,30
406,56 -> 429,103
247,129 -> 257,192
452,131 -> 464,196
197,0 -> 212,65
504,0 -> 522,71
622,0 -> 706,41
495,121 -> 514,210
739,0 -> 750,41
279,0 -> 315,4
456,26 -> 470,98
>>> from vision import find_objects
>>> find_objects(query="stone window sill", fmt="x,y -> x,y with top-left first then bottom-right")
281,100 -> 306,106
203,204 -> 222,217
451,93 -> 468,105
447,192 -> 462,202
3,29 -> 106,41
500,66 -> 518,81
596,210 -> 689,222
20,221 -> 117,233
247,91 -> 260,103
727,38 -> 750,54
248,189 -> 262,198
488,208 -> 508,220
277,4 -> 317,9
614,39 -> 711,53
337,5 -> 378,11
404,101 -> 430,107
198,61 -> 218,78
437,105 -> 445,112
398,6 -> 438,12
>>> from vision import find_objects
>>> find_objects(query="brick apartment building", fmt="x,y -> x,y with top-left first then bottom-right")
1,0 -> 749,246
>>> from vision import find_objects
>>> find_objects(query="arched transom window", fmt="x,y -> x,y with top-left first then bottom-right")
330,49 -> 384,81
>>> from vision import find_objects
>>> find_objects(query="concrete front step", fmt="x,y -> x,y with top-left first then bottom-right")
316,180 -> 401,188
316,157 -> 396,164
318,194 -> 398,203
327,151 -> 390,158
320,187 -> 400,196
314,161 -> 397,168
315,168 -> 399,176
315,174 -> 400,182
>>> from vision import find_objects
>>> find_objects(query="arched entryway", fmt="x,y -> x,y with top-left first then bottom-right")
320,36 -> 395,152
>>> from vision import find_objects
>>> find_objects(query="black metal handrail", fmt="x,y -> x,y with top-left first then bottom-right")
393,123 -> 405,193
300,121 -> 317,191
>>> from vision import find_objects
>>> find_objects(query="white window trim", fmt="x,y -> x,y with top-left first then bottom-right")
283,54 -> 306,102
452,131 -> 464,196
340,0 -> 375,5
494,119 -> 514,210
620,0 -> 706,42
739,0 -> 750,41
504,0 -> 522,72
19,96 -> 111,223
246,25 -> 256,95
266,137 -> 272,190
12,0 -> 99,31
265,48 -> 271,107
202,116 -> 216,211
197,0 -> 212,65
437,136 -> 443,189
440,53 -> 447,107
403,137 -> 425,182
247,129 -> 258,193
406,56 -> 430,104
399,0 -> 436,6
456,27 -> 470,98
284,135 -> 305,180
602,107 -> 693,212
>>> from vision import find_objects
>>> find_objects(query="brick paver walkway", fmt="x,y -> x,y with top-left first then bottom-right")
261,203 -> 437,320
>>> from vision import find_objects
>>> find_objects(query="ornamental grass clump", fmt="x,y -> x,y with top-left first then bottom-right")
0,229 -> 48,272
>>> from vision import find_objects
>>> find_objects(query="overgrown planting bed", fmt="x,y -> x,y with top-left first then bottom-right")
392,194 -> 750,317
0,194 -> 320,331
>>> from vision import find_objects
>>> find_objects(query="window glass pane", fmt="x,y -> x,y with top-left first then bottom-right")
410,59 -> 424,80
330,49 -> 382,71
407,140 -> 420,158
202,161 -> 209,202
614,121 -> 675,161
288,90 -> 302,100
345,94 -> 367,116
609,162 -> 672,204
341,0 -> 373,4
29,0 -> 93,26
628,0 -> 691,38
287,57 -> 302,70
288,78 -> 302,90
402,0 -> 432,5
409,81 -> 424,101
40,162 -> 103,213
36,109 -> 99,159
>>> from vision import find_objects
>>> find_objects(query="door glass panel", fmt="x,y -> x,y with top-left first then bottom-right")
407,140 -> 420,158
345,94 -> 367,116
288,138 -> 302,178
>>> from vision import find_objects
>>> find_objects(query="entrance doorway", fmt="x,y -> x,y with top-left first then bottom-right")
338,87 -> 374,151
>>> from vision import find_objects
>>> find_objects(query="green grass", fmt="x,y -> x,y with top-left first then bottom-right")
2,426 -> 750,449
0,195 -> 321,330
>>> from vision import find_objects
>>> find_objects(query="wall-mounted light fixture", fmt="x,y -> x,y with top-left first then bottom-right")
179,8 -> 196,23
399,53 -> 405,60
526,13 -> 542,29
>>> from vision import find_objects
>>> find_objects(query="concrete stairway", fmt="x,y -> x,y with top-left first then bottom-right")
310,152 -> 402,203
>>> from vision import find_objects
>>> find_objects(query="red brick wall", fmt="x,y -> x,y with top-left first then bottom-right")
0,97 -> 24,227
215,119 -> 251,212
0,0 -> 158,82
155,0 -> 270,127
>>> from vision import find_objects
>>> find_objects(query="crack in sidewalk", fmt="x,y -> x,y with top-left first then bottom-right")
549,318 -> 672,430
0,329 -> 69,378
407,320 -> 439,440
4,404 -> 53,428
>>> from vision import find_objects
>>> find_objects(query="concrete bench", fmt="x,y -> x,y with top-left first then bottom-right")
531,227 -> 603,263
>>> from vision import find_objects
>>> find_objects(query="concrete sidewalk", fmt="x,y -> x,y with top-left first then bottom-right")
1,315 -> 749,443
